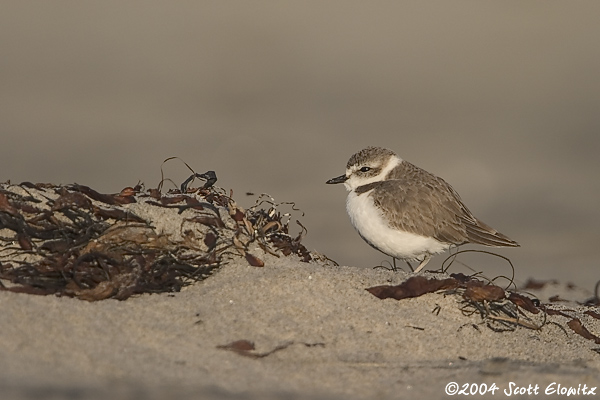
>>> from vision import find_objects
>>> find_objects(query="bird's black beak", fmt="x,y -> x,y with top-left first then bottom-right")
326,174 -> 348,184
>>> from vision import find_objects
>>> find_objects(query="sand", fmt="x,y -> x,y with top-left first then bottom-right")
2,257 -> 600,400
1,183 -> 599,400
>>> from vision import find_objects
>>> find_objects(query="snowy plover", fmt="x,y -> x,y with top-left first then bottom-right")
326,147 -> 519,272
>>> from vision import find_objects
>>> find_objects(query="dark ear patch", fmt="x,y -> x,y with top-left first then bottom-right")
355,182 -> 380,195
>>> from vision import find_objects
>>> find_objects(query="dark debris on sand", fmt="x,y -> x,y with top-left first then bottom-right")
367,273 -> 600,345
0,173 -> 312,301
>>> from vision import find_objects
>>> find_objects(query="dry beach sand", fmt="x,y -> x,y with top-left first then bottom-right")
1,181 -> 599,400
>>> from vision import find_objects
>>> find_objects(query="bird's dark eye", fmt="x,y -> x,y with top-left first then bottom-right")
360,166 -> 371,172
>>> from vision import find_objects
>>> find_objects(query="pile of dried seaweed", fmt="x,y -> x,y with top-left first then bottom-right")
367,273 -> 600,345
0,173 -> 311,301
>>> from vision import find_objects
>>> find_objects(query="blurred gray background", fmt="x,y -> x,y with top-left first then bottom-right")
1,1 -> 598,289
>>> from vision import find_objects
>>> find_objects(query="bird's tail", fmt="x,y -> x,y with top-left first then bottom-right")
465,219 -> 520,247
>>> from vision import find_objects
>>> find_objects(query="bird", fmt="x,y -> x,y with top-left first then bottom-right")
326,146 -> 519,273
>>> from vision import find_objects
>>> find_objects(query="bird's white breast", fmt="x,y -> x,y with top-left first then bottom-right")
345,189 -> 449,261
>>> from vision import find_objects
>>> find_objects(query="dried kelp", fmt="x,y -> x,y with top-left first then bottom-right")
225,193 -> 312,263
367,273 -> 600,344
0,182 -> 217,300
453,275 -> 546,332
0,173 -> 313,301
366,276 -> 458,300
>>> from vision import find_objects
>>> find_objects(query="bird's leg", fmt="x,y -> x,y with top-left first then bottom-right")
392,257 -> 398,272
405,260 -> 414,272
413,255 -> 431,273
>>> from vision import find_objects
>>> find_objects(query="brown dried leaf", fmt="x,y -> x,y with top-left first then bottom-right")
567,318 -> 600,344
52,192 -> 92,211
231,209 -> 245,222
217,340 -> 255,352
148,188 -> 161,200
366,276 -> 459,300
204,232 -> 217,248
584,310 -> 600,319
463,285 -> 505,302
508,292 -> 540,314
119,187 -> 136,197
17,233 -> 33,251
0,192 -> 19,216
245,252 -> 264,267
